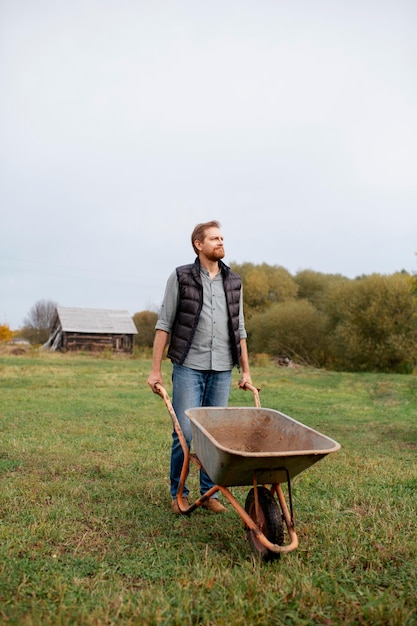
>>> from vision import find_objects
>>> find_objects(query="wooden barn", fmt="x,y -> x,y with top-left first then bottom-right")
44,306 -> 138,353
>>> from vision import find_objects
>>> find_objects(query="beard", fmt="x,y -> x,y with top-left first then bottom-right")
207,247 -> 225,262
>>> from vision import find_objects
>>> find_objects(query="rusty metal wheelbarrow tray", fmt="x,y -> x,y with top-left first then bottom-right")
185,406 -> 341,487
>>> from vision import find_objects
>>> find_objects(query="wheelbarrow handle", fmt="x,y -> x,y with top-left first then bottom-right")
238,380 -> 261,408
152,383 -> 186,432
152,381 -> 168,401
152,382 -> 191,503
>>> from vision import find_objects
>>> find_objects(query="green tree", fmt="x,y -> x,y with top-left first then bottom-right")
324,273 -> 417,372
294,269 -> 348,310
231,262 -> 298,318
247,299 -> 328,366
133,311 -> 158,348
264,264 -> 299,303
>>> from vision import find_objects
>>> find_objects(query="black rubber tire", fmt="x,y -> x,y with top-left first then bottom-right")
244,487 -> 284,562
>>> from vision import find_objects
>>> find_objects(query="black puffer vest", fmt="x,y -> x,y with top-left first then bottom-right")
167,258 -> 242,367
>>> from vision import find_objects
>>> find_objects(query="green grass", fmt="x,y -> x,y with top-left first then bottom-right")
0,352 -> 416,625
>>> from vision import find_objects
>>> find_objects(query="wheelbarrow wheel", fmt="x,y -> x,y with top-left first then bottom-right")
245,487 -> 284,562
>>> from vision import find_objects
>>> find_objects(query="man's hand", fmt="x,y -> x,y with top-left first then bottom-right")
147,370 -> 163,393
238,374 -> 252,390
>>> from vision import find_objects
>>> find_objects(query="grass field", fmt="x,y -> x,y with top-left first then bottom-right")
0,351 -> 416,625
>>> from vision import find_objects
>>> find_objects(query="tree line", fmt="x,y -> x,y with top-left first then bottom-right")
135,264 -> 417,373
235,263 -> 417,373
8,263 -> 417,373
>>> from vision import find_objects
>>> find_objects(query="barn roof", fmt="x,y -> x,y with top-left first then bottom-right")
55,307 -> 137,334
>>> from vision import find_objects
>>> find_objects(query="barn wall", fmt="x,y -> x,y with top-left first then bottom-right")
62,332 -> 134,353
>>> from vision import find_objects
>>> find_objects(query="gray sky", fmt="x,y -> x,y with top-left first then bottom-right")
1,0 -> 416,329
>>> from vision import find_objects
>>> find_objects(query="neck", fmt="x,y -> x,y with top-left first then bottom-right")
199,256 -> 220,279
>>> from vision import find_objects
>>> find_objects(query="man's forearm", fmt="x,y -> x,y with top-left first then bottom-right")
151,330 -> 169,369
239,338 -> 251,375
148,330 -> 169,390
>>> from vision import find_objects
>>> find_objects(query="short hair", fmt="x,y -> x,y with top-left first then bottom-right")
191,220 -> 221,255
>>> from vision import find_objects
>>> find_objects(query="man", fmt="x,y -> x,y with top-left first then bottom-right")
147,220 -> 252,514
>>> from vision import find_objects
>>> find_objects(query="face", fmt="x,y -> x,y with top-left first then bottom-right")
195,226 -> 225,262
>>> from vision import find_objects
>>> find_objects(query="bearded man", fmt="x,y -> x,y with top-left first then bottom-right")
148,220 -> 252,513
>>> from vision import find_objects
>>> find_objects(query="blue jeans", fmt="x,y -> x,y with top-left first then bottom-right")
170,364 -> 232,498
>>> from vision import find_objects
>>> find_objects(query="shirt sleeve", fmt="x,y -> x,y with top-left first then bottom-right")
239,287 -> 247,340
155,270 -> 179,333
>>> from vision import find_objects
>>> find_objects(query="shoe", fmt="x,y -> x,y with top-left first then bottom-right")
202,498 -> 226,513
172,497 -> 189,515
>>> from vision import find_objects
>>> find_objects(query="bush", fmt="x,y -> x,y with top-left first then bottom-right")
133,311 -> 158,348
247,300 -> 328,366
324,273 -> 417,372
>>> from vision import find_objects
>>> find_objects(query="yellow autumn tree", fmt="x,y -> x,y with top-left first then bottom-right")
0,324 -> 13,343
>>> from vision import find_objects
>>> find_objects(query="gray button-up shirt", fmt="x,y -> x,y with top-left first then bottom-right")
156,266 -> 247,371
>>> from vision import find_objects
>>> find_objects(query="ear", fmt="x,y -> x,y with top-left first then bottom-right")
194,239 -> 203,251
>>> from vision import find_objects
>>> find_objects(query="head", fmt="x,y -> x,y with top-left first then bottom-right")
191,220 -> 225,262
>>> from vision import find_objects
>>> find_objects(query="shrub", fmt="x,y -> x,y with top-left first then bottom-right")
247,300 -> 328,366
324,273 -> 417,372
133,311 -> 158,348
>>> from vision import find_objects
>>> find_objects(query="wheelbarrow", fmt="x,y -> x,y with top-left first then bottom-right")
154,382 -> 341,561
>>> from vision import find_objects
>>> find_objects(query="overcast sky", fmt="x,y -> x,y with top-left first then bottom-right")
1,0 -> 416,329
